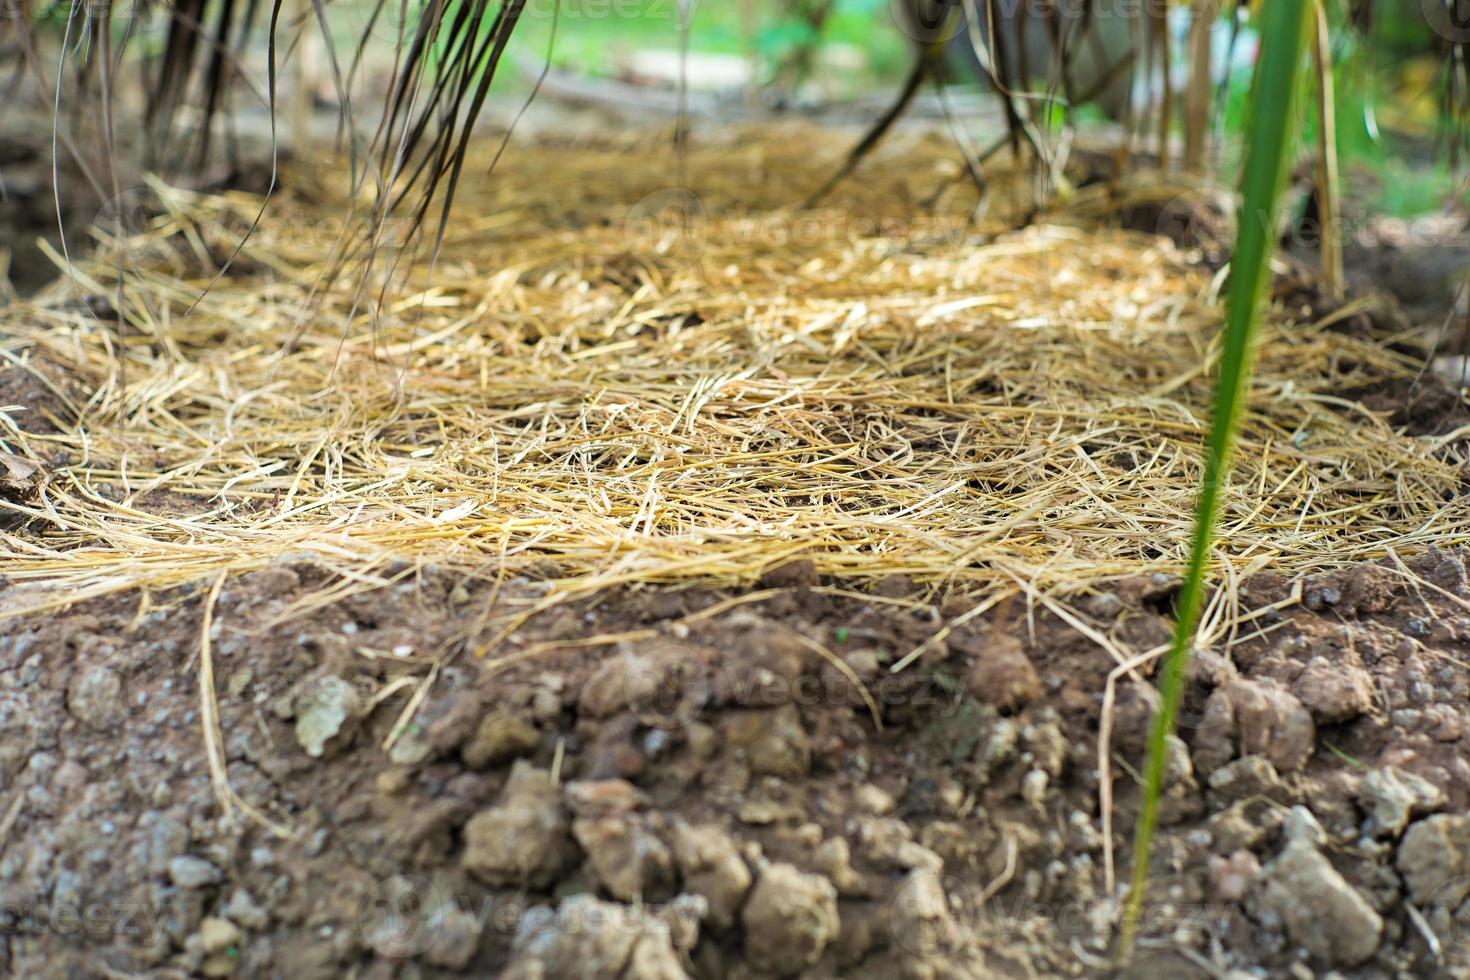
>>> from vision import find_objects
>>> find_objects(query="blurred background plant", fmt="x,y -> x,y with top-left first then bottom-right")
2,2 -> 1467,205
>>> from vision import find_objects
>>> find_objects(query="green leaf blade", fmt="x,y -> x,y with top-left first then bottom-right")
1121,0 -> 1315,955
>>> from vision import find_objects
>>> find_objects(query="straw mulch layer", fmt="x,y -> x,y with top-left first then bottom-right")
7,127 -> 1470,979
2,127 -> 1466,630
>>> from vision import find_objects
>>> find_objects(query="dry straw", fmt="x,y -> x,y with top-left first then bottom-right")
1,125 -> 1466,641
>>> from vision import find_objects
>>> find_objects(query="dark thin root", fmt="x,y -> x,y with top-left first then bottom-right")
800,49 -> 934,210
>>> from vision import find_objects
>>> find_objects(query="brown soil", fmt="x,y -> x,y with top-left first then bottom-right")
3,545 -> 1470,977
4,105 -> 1470,978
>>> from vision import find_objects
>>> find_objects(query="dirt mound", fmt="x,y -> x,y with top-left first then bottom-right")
1,548 -> 1468,976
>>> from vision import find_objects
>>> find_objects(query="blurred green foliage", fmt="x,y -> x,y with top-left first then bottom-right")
507,0 -> 907,83
506,1 -> 1463,218
1214,9 -> 1464,218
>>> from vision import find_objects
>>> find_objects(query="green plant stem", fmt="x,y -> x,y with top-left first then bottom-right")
1120,0 -> 1312,955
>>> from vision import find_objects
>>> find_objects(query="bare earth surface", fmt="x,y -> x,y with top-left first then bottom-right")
3,544 -> 1470,977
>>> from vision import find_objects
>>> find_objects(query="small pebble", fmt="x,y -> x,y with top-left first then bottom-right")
168,855 -> 223,890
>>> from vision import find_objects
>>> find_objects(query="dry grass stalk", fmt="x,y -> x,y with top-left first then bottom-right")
1312,0 -> 1344,298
